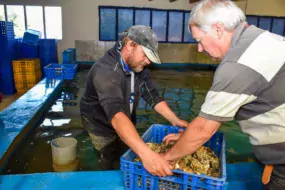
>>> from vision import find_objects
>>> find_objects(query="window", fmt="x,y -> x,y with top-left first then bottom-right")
7,5 -> 25,37
2,5 -> 63,39
26,6 -> 44,38
168,11 -> 183,42
152,11 -> 167,42
99,6 -> 285,42
0,5 -> 5,21
45,6 -> 62,39
99,8 -> 116,41
271,18 -> 285,36
118,9 -> 133,39
135,10 -> 150,26
258,17 -> 272,31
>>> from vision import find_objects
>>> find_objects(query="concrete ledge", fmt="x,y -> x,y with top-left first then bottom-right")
0,171 -> 125,190
0,163 -> 263,190
0,79 -> 63,169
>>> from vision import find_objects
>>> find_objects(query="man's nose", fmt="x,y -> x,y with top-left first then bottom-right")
198,43 -> 204,53
145,58 -> 151,65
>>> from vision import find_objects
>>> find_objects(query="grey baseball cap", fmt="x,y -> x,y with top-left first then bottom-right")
119,25 -> 161,64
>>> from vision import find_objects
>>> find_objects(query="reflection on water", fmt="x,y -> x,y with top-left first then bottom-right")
2,66 -> 254,175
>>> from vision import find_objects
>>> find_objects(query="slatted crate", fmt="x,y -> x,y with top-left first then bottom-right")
14,72 -> 42,86
12,59 -> 41,75
14,72 -> 42,94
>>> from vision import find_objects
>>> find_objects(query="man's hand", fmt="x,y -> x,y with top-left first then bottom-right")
154,101 -> 188,128
163,117 -> 221,162
171,119 -> 188,128
140,150 -> 173,177
163,133 -> 182,145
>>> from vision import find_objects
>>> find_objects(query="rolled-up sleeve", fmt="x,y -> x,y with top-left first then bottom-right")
93,69 -> 128,121
140,69 -> 164,107
199,62 -> 266,122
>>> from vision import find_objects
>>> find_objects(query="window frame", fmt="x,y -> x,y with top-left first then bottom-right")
99,6 -> 285,43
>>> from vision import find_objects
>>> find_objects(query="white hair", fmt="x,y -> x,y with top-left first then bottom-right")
188,0 -> 246,33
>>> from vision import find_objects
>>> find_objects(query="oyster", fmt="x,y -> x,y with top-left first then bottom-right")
146,142 -> 162,153
134,141 -> 220,178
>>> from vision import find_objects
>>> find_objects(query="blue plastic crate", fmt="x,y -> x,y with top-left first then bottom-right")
44,63 -> 77,80
69,48 -> 76,62
62,48 -> 76,63
121,124 -> 226,190
39,40 -> 58,59
0,21 -> 15,37
21,43 -> 39,58
39,39 -> 59,78
22,29 -> 41,45
0,26 -> 17,94
14,38 -> 23,59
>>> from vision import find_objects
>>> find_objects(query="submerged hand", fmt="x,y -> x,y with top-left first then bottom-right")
171,119 -> 188,128
141,150 -> 173,177
162,133 -> 182,145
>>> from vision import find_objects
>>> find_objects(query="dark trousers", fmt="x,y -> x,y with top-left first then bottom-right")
88,132 -> 128,170
264,165 -> 285,190
81,114 -> 128,170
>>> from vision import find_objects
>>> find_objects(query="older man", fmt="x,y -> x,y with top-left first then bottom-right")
161,0 -> 285,189
80,25 -> 187,175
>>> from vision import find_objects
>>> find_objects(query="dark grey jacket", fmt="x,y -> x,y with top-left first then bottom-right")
80,42 -> 163,136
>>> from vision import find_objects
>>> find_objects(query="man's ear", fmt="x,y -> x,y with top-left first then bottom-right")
212,23 -> 225,39
126,40 -> 135,52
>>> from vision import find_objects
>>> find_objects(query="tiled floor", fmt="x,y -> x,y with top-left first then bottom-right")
0,93 -> 22,112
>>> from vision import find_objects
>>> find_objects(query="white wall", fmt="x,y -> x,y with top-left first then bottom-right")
1,0 -> 284,62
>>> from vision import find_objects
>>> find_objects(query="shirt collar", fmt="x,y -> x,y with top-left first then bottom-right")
120,57 -> 131,73
230,22 -> 248,48
116,41 -> 132,75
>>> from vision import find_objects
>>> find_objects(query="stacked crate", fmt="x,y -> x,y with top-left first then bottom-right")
21,29 -> 41,59
62,48 -> 76,64
39,39 -> 58,78
0,21 -> 17,94
15,38 -> 58,79
12,59 -> 42,94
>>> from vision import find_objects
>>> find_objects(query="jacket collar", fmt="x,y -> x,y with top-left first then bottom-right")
113,41 -> 131,76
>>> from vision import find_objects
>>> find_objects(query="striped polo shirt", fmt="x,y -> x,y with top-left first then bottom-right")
199,22 -> 285,165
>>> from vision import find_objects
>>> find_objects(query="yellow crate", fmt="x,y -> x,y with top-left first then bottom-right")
16,88 -> 29,94
15,83 -> 36,91
12,59 -> 41,75
14,72 -> 42,85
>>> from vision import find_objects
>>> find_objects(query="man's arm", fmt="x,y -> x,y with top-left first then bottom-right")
139,70 -> 187,127
164,116 -> 221,162
154,101 -> 188,127
94,69 -> 172,176
111,112 -> 173,176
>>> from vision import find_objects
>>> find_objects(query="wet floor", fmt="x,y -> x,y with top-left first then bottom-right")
2,66 -> 255,175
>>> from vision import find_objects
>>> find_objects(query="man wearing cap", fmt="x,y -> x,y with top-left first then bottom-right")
80,25 -> 187,176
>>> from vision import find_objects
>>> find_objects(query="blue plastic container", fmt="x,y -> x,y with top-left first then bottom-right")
21,43 -> 39,58
0,21 -> 15,39
62,48 -> 76,63
70,48 -> 76,62
22,29 -> 41,45
120,124 -> 227,190
0,21 -> 17,94
44,63 -> 77,80
39,39 -> 58,78
39,39 -> 58,62
15,37 -> 23,58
